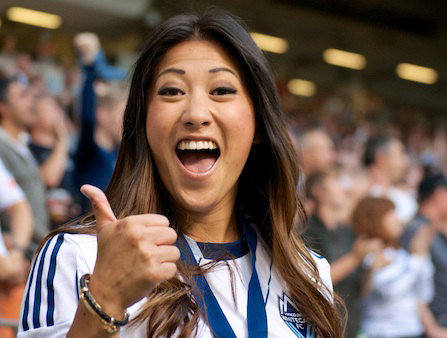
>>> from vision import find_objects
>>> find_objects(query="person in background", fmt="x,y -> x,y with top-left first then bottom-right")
352,196 -> 443,338
0,157 -> 32,278
401,172 -> 447,334
363,134 -> 418,224
73,33 -> 127,212
0,157 -> 32,338
0,35 -> 18,76
0,74 -> 49,244
29,94 -> 80,227
296,127 -> 336,176
305,170 -> 383,338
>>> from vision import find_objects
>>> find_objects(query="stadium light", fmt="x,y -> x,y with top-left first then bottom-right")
396,63 -> 438,85
6,7 -> 62,29
323,48 -> 366,70
287,79 -> 317,97
250,32 -> 288,54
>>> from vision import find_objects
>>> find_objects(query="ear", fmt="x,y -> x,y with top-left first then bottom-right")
375,151 -> 387,168
0,102 -> 8,117
311,184 -> 324,202
0,102 -> 8,114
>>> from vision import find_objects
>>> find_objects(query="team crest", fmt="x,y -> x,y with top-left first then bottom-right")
279,293 -> 316,338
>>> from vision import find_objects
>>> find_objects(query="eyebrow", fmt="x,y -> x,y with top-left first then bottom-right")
157,67 -> 239,80
157,68 -> 185,78
209,67 -> 239,79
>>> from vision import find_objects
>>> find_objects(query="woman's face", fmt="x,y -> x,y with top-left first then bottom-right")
146,40 -> 256,214
381,209 -> 403,241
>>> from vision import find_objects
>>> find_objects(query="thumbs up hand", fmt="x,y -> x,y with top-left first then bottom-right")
80,184 -> 180,318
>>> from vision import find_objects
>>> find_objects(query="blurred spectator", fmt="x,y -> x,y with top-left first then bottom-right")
0,75 -> 49,243
304,170 -> 383,338
0,35 -> 18,77
363,135 -> 418,223
0,157 -> 31,280
73,33 -> 126,211
29,94 -> 80,227
0,157 -> 32,338
295,127 -> 336,176
15,54 -> 32,87
353,196 -> 438,337
401,172 -> 447,333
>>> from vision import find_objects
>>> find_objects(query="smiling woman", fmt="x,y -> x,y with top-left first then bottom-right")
18,8 -> 344,338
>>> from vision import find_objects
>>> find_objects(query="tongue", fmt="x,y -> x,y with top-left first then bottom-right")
178,152 -> 217,173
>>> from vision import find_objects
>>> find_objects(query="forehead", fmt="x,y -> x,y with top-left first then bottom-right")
156,40 -> 241,75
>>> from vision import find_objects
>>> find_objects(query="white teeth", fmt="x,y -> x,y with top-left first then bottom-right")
177,140 -> 218,151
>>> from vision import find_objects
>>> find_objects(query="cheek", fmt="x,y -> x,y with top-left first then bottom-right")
225,103 -> 256,145
146,103 -> 170,145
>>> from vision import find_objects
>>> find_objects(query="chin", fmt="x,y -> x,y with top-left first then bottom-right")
179,197 -> 215,213
174,189 -> 221,214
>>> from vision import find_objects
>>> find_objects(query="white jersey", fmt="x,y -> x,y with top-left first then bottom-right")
18,226 -> 332,338
0,157 -> 25,255
360,248 -> 434,337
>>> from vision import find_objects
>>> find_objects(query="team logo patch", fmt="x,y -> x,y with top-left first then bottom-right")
279,293 -> 316,338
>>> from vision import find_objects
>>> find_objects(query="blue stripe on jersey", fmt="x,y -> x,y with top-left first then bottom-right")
264,260 -> 274,306
75,270 -> 80,300
46,234 -> 65,326
21,246 -> 42,331
32,237 -> 53,329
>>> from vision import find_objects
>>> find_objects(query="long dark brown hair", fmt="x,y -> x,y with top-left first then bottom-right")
45,8 -> 344,337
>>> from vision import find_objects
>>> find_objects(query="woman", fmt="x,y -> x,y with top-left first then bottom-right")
352,197 -> 434,338
18,9 -> 343,337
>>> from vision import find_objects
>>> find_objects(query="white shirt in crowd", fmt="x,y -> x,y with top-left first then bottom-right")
370,185 -> 418,224
361,248 -> 434,337
0,157 -> 26,255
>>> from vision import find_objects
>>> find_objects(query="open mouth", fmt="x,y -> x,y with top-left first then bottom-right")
176,140 -> 220,174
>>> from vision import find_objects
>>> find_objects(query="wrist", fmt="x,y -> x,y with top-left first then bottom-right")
81,274 -> 129,333
88,274 -> 127,319
10,244 -> 27,257
350,251 -> 363,265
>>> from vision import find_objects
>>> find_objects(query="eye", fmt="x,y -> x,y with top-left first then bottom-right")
158,87 -> 184,96
210,87 -> 237,95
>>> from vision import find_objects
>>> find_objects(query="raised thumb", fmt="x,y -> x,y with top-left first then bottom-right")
80,184 -> 117,227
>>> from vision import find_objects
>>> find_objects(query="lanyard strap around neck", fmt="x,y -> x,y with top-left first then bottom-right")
178,221 -> 268,338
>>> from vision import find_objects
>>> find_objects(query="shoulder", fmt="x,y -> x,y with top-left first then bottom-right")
309,250 -> 332,292
19,233 -> 97,336
400,216 -> 425,250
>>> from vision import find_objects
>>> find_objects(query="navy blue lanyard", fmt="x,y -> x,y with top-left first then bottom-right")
178,221 -> 268,338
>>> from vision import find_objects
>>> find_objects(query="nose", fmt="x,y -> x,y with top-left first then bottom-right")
181,92 -> 212,127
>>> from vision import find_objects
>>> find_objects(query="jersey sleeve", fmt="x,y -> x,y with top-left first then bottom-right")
18,233 -> 96,337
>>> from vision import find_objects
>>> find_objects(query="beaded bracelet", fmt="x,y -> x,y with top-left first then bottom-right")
79,273 -> 129,333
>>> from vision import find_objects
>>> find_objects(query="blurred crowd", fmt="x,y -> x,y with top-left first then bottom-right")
289,112 -> 447,336
0,31 -> 446,338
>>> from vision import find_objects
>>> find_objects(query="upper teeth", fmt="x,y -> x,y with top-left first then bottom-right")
177,140 -> 218,151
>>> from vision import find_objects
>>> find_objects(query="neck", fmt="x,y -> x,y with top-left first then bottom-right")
186,199 -> 239,244
31,129 -> 55,147
1,119 -> 24,141
95,127 -> 116,151
315,204 -> 338,230
368,166 -> 392,189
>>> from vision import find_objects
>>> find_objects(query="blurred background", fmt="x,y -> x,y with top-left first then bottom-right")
0,1 -> 446,337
